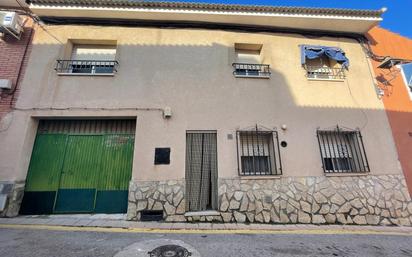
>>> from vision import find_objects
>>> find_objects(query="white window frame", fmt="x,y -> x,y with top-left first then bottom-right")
399,64 -> 412,100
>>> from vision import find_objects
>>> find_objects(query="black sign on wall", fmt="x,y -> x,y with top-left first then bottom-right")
154,148 -> 171,165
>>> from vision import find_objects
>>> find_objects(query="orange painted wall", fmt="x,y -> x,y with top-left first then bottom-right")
367,26 -> 412,195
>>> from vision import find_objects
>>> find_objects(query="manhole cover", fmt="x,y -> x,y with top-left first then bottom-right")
148,244 -> 192,257
114,239 -> 201,257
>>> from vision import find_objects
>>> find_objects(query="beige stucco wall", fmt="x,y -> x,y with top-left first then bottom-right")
0,25 -> 402,183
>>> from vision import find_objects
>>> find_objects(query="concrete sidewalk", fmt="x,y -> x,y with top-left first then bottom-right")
1,214 -> 412,235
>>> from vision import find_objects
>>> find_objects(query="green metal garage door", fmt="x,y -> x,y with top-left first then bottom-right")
20,119 -> 135,215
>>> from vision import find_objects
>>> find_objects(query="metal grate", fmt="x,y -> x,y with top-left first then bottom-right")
37,119 -> 136,135
306,66 -> 345,80
236,126 -> 282,176
140,210 -> 164,222
55,60 -> 119,74
148,245 -> 191,257
232,63 -> 270,78
317,126 -> 369,173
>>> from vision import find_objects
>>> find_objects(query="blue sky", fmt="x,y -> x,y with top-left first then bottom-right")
170,0 -> 412,38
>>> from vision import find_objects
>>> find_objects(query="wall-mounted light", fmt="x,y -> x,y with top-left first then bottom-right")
163,106 -> 172,119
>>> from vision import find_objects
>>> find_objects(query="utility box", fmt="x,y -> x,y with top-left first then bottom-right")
0,12 -> 23,39
0,79 -> 12,90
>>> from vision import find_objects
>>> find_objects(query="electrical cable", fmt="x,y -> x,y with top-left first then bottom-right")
345,78 -> 369,131
13,0 -> 64,43
13,107 -> 164,112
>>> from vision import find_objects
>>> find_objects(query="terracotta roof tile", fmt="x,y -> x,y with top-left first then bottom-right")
28,0 -> 384,18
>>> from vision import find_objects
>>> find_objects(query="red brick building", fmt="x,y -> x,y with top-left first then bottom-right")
0,9 -> 34,216
0,15 -> 34,119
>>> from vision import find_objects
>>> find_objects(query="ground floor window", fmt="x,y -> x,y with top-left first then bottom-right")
236,125 -> 282,176
317,126 -> 369,173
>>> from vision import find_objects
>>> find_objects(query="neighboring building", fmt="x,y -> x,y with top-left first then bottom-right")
366,27 -> 412,197
0,2 -> 35,216
0,0 -> 411,225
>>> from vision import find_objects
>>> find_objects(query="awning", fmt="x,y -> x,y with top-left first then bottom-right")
301,45 -> 349,68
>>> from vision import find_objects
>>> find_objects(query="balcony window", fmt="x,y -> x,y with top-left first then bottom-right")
56,44 -> 118,75
236,126 -> 282,176
233,43 -> 270,78
317,126 -> 369,174
301,45 -> 349,81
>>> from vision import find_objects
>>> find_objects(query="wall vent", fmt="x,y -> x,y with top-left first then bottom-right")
140,210 -> 164,221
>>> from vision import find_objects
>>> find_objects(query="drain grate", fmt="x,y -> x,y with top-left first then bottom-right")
148,244 -> 192,257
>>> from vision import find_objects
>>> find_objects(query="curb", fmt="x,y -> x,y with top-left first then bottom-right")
1,222 -> 412,236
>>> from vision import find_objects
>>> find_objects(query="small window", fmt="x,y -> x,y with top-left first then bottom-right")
56,44 -> 118,75
301,45 -> 348,80
154,147 -> 171,165
236,126 -> 282,176
317,126 -> 369,174
232,43 -> 270,78
400,63 -> 412,99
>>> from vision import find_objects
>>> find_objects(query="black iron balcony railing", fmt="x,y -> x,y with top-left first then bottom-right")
305,66 -> 345,80
55,60 -> 119,75
232,63 -> 271,78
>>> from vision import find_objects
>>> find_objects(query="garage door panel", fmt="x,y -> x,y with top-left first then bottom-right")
94,190 -> 128,213
98,135 -> 134,191
54,189 -> 96,213
19,191 -> 56,215
24,134 -> 67,192
20,119 -> 136,215
59,135 -> 103,189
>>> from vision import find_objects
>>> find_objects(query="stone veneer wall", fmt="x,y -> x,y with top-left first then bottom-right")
0,181 -> 25,217
127,180 -> 186,222
218,175 -> 412,226
127,175 -> 412,226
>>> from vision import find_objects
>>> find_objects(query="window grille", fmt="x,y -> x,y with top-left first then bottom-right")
236,126 -> 282,176
55,60 -> 118,74
306,66 -> 345,80
317,126 -> 369,173
304,56 -> 345,80
232,63 -> 271,78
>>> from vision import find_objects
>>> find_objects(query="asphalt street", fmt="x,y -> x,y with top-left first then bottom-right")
0,227 -> 412,257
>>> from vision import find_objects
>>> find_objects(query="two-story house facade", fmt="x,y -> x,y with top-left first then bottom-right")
1,0 -> 411,225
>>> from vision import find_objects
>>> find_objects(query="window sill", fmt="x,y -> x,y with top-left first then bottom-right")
234,74 -> 270,79
307,78 -> 345,82
57,73 -> 115,76
324,172 -> 369,177
238,175 -> 281,180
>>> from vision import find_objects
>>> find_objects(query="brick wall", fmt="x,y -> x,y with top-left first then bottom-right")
0,17 -> 34,119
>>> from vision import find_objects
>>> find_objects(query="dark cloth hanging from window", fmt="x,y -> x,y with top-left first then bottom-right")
301,45 -> 350,68
185,132 -> 218,212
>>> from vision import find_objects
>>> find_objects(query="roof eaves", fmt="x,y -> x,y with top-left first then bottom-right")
27,0 -> 385,18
